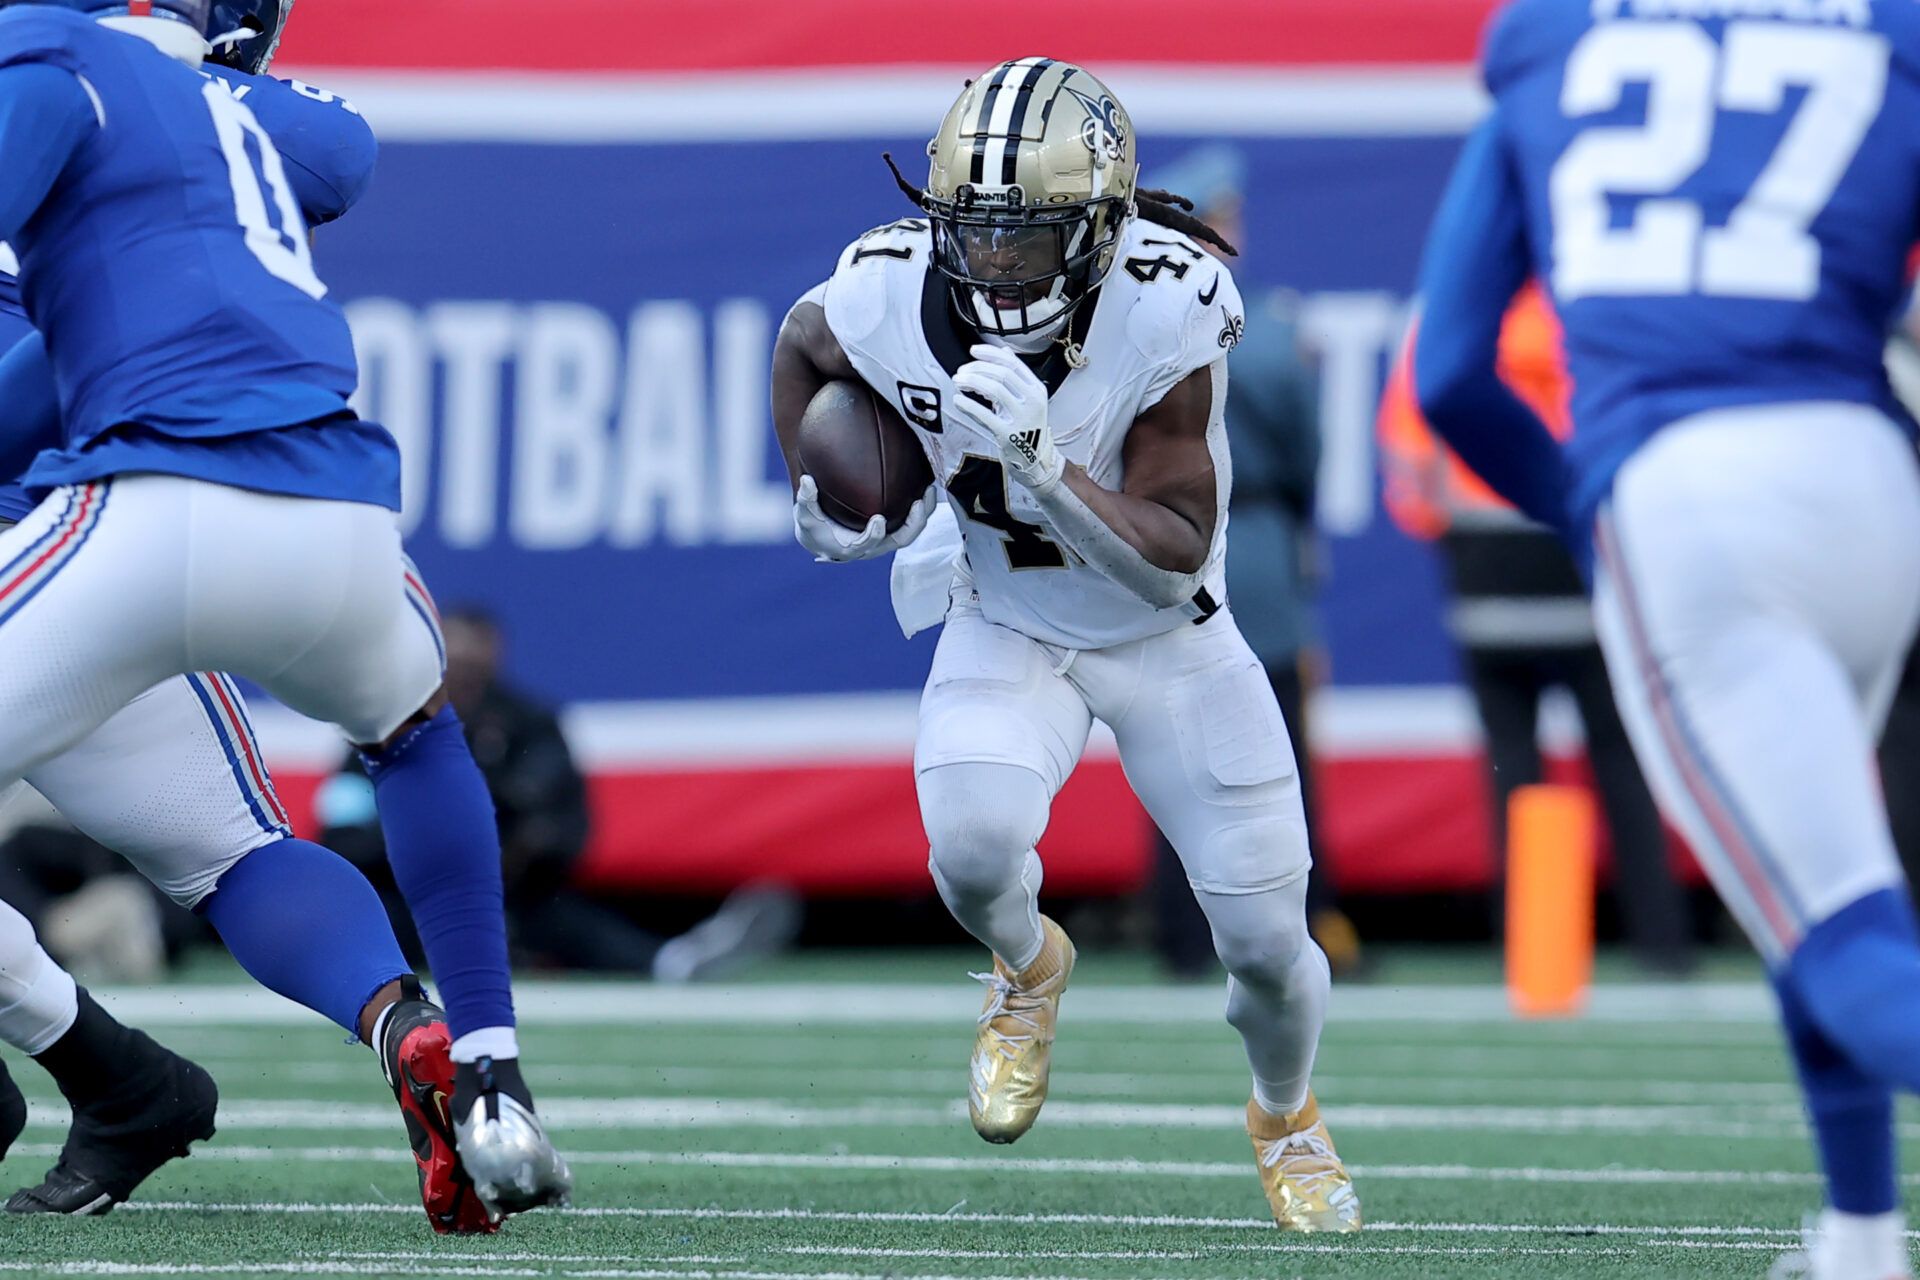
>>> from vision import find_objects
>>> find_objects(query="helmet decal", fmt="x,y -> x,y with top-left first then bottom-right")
1062,85 -> 1128,163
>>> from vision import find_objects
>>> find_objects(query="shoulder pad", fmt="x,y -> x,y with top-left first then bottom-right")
0,7 -> 87,74
824,219 -> 930,347
204,66 -> 377,225
1123,234 -> 1246,392
1481,0 -> 1566,94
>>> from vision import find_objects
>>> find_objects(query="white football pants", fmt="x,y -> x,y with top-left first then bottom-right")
20,672 -> 292,908
1592,403 -> 1920,967
0,476 -> 444,798
916,586 -> 1327,1113
0,502 -> 359,910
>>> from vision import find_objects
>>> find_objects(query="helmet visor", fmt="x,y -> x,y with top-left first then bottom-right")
949,224 -> 1066,304
925,193 -> 1124,336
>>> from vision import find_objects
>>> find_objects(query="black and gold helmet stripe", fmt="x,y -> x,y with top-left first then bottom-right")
967,57 -> 1055,187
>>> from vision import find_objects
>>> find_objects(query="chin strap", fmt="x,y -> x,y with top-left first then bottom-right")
207,26 -> 254,51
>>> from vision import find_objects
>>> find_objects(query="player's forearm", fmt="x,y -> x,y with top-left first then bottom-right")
1412,112 -> 1570,535
769,293 -> 843,494
1418,371 -> 1571,534
770,328 -> 826,494
1027,469 -> 1208,609
1057,467 -> 1210,573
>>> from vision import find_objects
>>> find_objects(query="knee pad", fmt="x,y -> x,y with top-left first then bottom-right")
1200,881 -> 1312,990
919,762 -> 1050,895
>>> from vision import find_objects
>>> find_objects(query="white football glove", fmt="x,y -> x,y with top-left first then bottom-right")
949,343 -> 1065,492
792,474 -> 937,563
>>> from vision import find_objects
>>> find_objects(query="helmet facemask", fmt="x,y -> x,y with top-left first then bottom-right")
208,0 -> 290,74
928,187 -> 1126,338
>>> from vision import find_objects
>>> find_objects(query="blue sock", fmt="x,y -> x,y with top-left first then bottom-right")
362,706 -> 515,1042
1772,970 -> 1897,1215
1788,889 -> 1920,1093
1777,887 -> 1920,1215
199,838 -> 411,1038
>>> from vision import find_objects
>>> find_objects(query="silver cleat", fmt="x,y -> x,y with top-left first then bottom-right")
453,1091 -> 574,1221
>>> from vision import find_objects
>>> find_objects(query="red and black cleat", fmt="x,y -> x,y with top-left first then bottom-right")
378,980 -> 496,1235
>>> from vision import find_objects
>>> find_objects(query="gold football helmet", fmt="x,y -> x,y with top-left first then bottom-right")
923,58 -> 1138,336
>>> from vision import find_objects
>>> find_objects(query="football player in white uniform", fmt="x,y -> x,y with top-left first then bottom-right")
770,59 -> 1359,1232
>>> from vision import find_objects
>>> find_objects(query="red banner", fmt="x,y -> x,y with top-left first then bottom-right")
279,0 -> 1501,72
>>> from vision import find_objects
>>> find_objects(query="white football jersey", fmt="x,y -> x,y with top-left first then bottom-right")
823,214 -> 1245,650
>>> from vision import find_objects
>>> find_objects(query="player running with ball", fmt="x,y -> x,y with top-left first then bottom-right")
771,58 -> 1359,1232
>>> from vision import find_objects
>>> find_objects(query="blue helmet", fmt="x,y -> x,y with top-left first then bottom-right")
207,0 -> 287,74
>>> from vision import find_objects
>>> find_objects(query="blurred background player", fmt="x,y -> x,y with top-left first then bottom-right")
1379,285 -> 1693,974
0,0 -> 568,1223
772,60 -> 1359,1232
0,3 -> 499,1230
1415,2 -> 1920,1275
1138,144 -> 1361,979
319,606 -> 801,980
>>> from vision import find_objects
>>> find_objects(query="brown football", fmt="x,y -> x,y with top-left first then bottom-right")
796,379 -> 934,532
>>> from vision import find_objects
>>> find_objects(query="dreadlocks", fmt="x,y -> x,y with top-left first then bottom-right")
883,153 -> 930,211
880,157 -> 1238,259
1136,188 -> 1239,257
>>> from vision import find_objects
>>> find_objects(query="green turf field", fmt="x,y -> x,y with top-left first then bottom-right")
0,951 -> 1877,1279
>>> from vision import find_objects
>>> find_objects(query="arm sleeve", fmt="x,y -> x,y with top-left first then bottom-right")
1411,114 -> 1572,535
0,63 -> 96,243
0,331 -> 60,482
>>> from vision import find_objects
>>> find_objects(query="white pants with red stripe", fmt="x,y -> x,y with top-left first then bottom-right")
0,475 -> 444,804
15,673 -> 292,907
1592,403 -> 1920,966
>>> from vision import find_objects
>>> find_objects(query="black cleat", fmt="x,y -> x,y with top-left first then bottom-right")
0,1058 -> 24,1162
6,1036 -> 216,1215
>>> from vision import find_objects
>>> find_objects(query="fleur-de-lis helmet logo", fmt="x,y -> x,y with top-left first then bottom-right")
1062,85 -> 1128,163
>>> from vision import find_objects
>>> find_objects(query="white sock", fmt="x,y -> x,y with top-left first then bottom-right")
0,899 -> 79,1055
1818,1209 -> 1909,1280
450,1026 -> 520,1064
1200,883 -> 1329,1119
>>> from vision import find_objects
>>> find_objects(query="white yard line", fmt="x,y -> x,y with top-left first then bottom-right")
42,1142 -> 1843,1188
21,1096 -> 1854,1140
119,1202 -> 1823,1236
250,1060 -> 1793,1105
0,1267 -> 543,1278
82,981 -> 1777,1027
0,1250 -> 1795,1280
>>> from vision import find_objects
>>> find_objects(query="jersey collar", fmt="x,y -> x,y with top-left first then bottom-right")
920,267 -> 1097,398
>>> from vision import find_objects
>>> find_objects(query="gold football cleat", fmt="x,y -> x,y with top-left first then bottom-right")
966,916 -> 1075,1144
1247,1093 -> 1362,1232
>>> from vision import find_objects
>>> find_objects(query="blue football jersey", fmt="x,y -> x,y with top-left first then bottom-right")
0,8 -> 397,510
0,57 -> 380,523
1483,0 -> 1920,524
